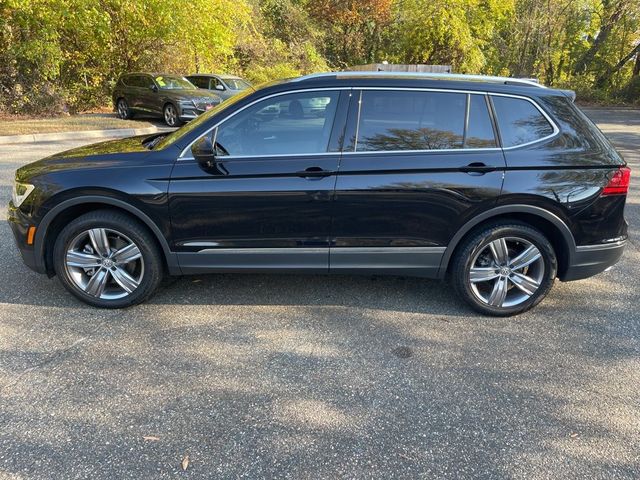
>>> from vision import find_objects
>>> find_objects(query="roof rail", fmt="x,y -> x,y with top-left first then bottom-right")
292,71 -> 547,89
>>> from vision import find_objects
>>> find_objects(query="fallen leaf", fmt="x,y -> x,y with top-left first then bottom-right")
181,453 -> 190,471
570,432 -> 579,438
143,435 -> 160,441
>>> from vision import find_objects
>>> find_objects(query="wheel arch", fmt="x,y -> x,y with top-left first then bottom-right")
439,205 -> 576,279
34,196 -> 180,276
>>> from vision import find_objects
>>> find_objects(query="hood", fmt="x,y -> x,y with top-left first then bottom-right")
164,90 -> 222,103
16,135 -> 154,181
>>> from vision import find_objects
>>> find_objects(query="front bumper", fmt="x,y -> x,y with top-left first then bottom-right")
178,103 -> 219,121
562,239 -> 627,281
7,201 -> 44,274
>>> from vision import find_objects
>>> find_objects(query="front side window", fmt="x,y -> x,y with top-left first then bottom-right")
211,78 -> 224,90
213,91 -> 340,156
491,96 -> 555,147
355,91 -> 496,152
225,78 -> 251,90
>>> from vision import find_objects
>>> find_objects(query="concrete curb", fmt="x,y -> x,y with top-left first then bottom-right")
0,126 -> 163,145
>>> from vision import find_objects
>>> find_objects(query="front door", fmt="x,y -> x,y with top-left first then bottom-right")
330,88 -> 506,276
168,89 -> 349,273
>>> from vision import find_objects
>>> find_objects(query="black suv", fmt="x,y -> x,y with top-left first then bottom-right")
9,72 -> 630,315
112,73 -> 223,127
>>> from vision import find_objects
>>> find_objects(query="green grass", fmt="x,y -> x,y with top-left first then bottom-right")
0,113 -> 157,136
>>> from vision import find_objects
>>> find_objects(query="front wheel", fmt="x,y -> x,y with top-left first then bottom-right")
163,103 -> 182,127
451,222 -> 557,316
53,210 -> 163,308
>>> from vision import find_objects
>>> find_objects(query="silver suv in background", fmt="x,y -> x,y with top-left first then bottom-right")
186,74 -> 252,101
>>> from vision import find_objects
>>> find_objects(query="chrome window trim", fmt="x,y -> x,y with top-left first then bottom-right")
179,87 -> 351,160
179,86 -> 560,160
342,147 -> 502,156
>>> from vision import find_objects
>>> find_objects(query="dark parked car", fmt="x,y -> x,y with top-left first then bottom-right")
112,73 -> 223,127
10,72 -> 630,315
186,74 -> 252,101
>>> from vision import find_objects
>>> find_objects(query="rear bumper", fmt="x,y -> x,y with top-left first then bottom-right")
561,240 -> 627,281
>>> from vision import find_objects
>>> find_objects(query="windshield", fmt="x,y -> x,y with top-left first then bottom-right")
224,78 -> 251,90
154,75 -> 195,90
154,87 -> 255,150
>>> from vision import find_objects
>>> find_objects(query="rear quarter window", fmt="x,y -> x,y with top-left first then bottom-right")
492,96 -> 555,147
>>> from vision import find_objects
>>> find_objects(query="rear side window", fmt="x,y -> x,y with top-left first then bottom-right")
355,91 -> 496,151
189,76 -> 209,89
125,75 -> 147,88
466,95 -> 497,148
491,96 -> 555,147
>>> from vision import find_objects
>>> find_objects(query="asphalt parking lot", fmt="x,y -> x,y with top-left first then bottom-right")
0,108 -> 638,479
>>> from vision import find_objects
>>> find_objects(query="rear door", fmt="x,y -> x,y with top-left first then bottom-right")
330,88 -> 506,276
168,88 -> 350,273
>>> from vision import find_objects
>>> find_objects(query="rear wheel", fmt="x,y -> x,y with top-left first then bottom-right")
451,222 -> 557,316
53,210 -> 163,308
116,98 -> 134,120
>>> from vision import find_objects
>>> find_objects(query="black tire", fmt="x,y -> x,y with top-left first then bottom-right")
116,98 -> 134,119
53,210 -> 163,308
163,103 -> 183,127
451,221 -> 557,316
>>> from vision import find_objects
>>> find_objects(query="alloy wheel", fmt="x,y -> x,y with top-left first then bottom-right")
164,104 -> 177,126
467,236 -> 544,308
117,99 -> 128,119
64,228 -> 144,300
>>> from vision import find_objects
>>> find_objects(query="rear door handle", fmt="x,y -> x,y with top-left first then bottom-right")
459,162 -> 497,175
297,166 -> 333,179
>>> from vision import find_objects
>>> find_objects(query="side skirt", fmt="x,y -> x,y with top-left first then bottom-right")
330,247 -> 445,278
176,246 -> 445,278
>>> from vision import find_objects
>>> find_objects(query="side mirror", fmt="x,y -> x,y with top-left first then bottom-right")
191,134 -> 215,164
151,84 -> 158,93
215,84 -> 225,91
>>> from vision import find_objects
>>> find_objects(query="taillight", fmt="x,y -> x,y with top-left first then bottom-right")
602,167 -> 631,196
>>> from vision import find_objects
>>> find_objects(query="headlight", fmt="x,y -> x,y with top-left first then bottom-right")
11,181 -> 35,208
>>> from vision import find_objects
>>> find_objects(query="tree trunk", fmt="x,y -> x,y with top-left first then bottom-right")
595,42 -> 640,88
634,52 -> 640,77
573,0 -> 624,74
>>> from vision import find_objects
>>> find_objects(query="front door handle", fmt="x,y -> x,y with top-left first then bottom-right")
459,162 -> 497,175
297,166 -> 333,179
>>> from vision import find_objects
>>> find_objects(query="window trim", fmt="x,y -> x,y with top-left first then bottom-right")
347,87 -> 559,154
179,86 -> 559,159
179,87 -> 351,160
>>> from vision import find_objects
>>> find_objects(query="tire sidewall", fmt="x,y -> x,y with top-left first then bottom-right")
454,224 -> 557,316
53,212 -> 162,308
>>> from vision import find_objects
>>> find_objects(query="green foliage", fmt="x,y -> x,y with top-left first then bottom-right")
1,0 -> 638,114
